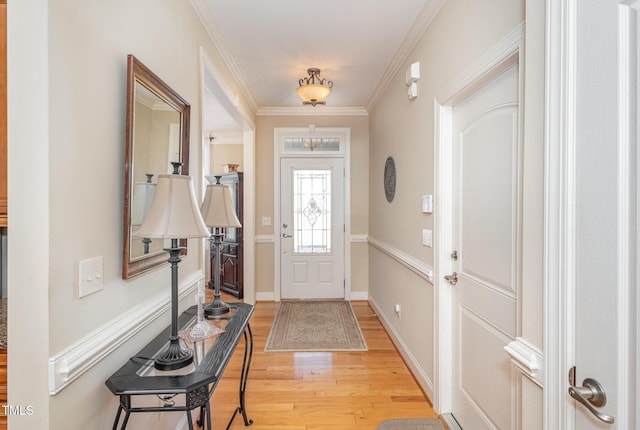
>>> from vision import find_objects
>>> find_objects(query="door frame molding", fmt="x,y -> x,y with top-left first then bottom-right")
273,127 -> 351,301
433,24 -> 524,415
200,47 -> 257,304
545,1 -> 639,428
544,0 -> 577,427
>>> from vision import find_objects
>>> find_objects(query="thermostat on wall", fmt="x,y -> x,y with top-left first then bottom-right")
422,195 -> 433,213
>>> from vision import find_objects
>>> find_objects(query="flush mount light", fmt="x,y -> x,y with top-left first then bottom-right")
296,68 -> 333,107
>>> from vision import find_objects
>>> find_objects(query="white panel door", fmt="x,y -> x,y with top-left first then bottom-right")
450,64 -> 520,429
280,158 -> 345,299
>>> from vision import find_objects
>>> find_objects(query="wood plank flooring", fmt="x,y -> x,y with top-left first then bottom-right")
207,294 -> 439,430
0,294 -> 439,430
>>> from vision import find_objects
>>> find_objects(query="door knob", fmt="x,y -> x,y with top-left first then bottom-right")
444,272 -> 458,286
282,233 -> 291,238
568,367 -> 614,424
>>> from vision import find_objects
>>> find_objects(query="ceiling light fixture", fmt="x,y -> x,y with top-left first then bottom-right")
296,68 -> 333,107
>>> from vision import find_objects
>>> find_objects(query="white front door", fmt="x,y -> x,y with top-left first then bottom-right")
280,157 -> 345,299
550,1 -> 638,428
449,63 -> 520,429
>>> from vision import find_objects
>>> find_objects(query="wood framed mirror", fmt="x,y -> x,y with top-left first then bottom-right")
122,55 -> 191,279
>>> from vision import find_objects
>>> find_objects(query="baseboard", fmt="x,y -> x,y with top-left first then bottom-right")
368,297 -> 434,400
256,291 -> 367,301
48,271 -> 204,395
350,291 -> 368,301
440,414 -> 462,430
256,291 -> 275,301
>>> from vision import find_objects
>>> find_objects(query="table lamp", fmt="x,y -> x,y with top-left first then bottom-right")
200,176 -> 241,317
136,162 -> 210,370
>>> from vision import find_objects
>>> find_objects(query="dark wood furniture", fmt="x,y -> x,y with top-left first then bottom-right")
105,302 -> 254,430
211,172 -> 243,299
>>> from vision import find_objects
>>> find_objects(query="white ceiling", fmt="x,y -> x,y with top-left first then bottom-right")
195,0 -> 442,129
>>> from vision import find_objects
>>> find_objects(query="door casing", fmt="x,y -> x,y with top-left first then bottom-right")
545,0 -> 638,428
434,25 -> 524,416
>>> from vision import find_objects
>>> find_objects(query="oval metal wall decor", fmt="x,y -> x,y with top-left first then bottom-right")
384,156 -> 396,202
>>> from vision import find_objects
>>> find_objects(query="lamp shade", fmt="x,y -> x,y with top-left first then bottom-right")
135,174 -> 210,239
200,184 -> 242,228
296,84 -> 332,103
131,180 -> 156,226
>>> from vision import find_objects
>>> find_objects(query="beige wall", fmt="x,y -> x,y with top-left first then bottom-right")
368,0 -> 543,424
210,143 -> 244,174
8,0 -> 254,428
254,115 -> 369,296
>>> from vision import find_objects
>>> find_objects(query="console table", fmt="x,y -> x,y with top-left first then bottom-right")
105,302 -> 254,430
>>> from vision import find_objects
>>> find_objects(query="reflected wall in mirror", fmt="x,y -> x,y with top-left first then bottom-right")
122,55 -> 191,279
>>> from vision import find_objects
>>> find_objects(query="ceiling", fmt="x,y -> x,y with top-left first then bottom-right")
193,0 -> 442,130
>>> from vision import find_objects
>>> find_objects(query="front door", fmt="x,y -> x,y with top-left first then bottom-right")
449,63 -> 520,429
280,157 -> 345,299
558,0 -> 638,427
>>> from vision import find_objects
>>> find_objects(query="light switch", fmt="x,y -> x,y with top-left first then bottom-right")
78,256 -> 104,298
422,229 -> 432,248
261,216 -> 272,226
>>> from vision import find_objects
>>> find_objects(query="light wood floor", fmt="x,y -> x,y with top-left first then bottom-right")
0,295 -> 440,430
207,293 -> 439,430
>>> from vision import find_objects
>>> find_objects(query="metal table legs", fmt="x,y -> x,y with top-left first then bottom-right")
224,324 -> 254,429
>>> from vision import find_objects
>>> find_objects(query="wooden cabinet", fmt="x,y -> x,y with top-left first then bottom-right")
210,172 -> 243,298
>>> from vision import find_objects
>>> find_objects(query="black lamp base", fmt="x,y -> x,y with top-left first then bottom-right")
154,337 -> 194,371
204,299 -> 230,317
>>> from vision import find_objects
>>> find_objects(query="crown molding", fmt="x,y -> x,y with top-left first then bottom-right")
366,0 -> 447,111
188,0 -> 258,113
256,106 -> 369,116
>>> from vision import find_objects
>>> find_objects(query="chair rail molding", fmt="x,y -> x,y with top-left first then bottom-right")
48,271 -> 204,395
504,337 -> 544,387
368,236 -> 433,283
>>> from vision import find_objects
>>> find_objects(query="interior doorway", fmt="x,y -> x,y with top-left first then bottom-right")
200,48 -> 256,304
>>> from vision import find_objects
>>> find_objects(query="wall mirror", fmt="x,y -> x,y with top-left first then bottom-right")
122,54 -> 191,279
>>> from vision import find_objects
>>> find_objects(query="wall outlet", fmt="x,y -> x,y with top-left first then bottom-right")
394,304 -> 401,319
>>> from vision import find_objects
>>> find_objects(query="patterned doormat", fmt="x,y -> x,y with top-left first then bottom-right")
264,300 -> 368,352
376,418 -> 446,430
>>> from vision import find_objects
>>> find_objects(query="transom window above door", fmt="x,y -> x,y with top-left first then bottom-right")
283,138 -> 340,152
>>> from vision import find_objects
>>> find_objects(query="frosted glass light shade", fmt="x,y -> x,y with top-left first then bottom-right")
296,84 -> 332,103
200,184 -> 241,228
136,174 -> 209,239
131,181 -> 156,226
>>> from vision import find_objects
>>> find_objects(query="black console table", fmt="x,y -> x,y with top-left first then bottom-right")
105,302 -> 254,430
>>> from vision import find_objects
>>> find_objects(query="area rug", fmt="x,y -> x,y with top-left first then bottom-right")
376,418 -> 446,430
264,300 -> 368,352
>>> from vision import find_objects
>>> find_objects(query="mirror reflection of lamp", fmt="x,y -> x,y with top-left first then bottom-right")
135,162 -> 210,371
131,174 -> 156,254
